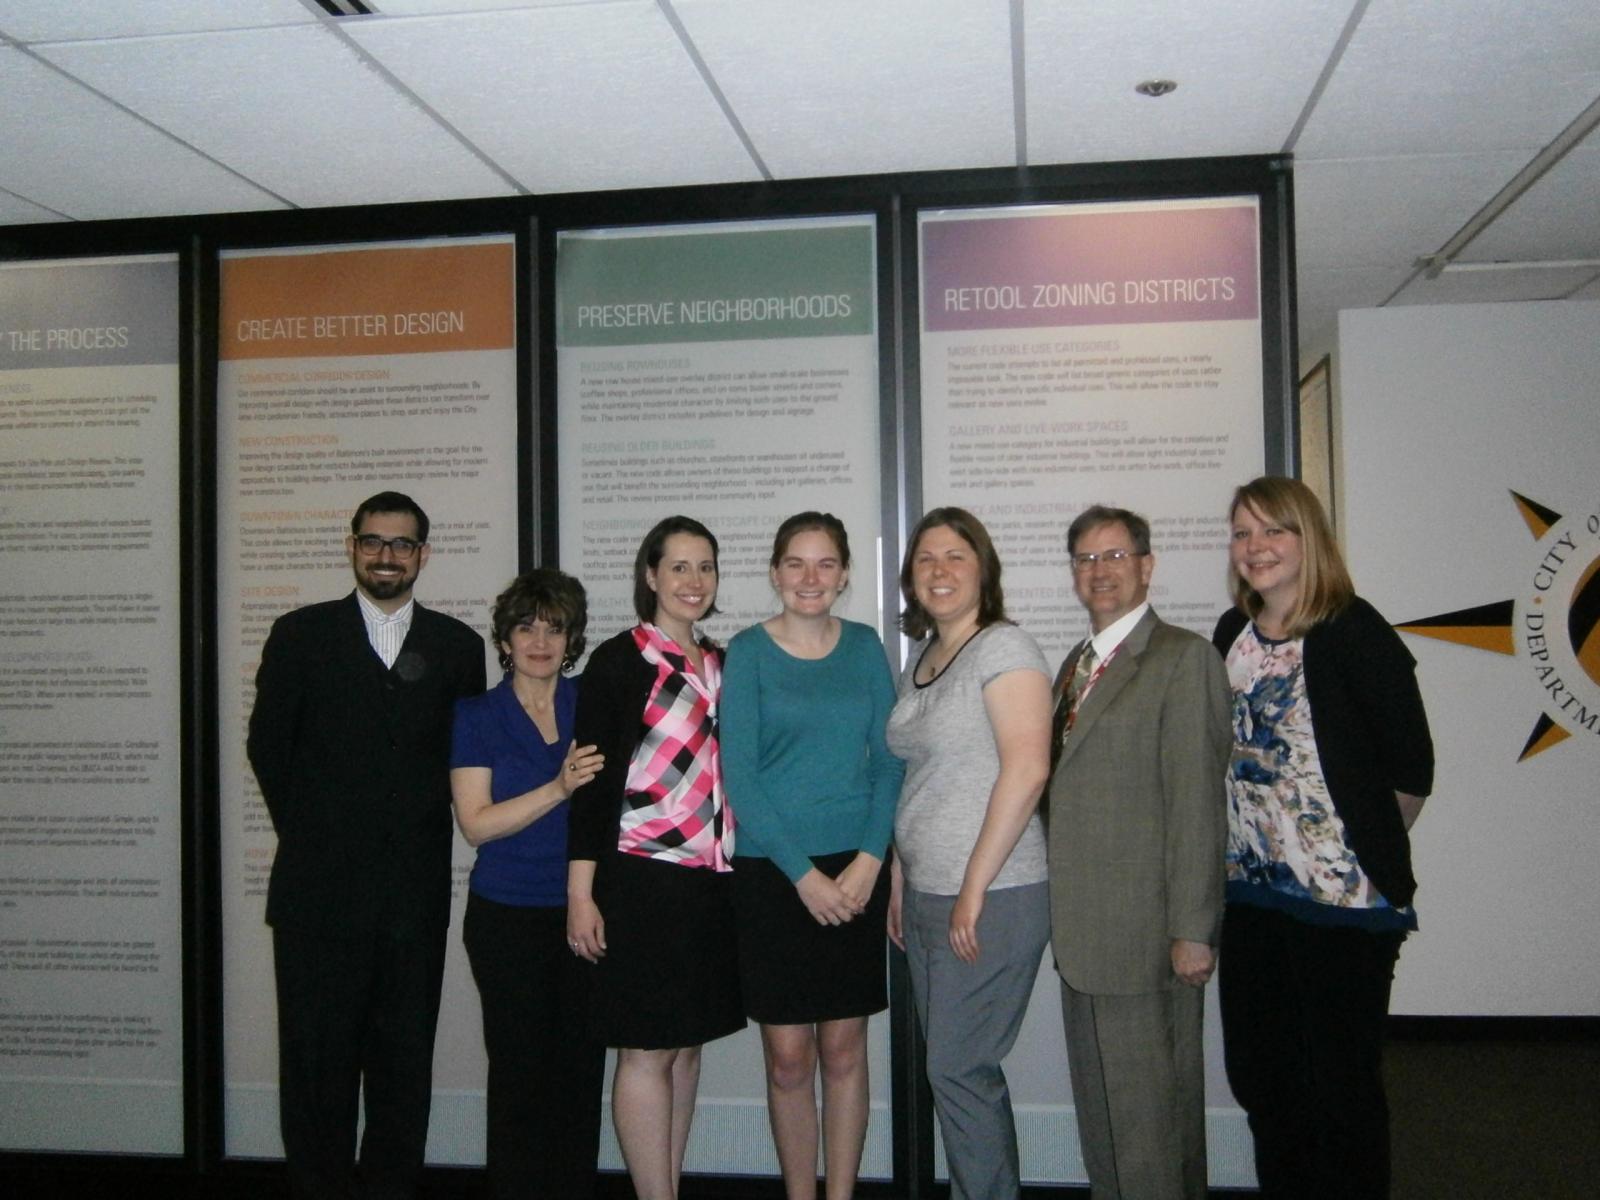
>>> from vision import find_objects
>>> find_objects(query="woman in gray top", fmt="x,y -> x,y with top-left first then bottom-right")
885,507 -> 1053,1200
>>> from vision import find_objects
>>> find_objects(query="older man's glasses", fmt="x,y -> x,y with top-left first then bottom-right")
354,534 -> 421,559
1069,548 -> 1145,571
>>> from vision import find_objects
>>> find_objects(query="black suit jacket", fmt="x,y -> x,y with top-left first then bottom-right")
247,592 -> 485,937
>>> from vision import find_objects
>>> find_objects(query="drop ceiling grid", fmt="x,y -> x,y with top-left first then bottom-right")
371,0 -> 627,14
0,46 -> 286,220
0,0 -> 318,43
346,2 -> 761,193
675,0 -> 1016,178
1455,143 -> 1600,263
34,24 -> 517,209
1292,152 -> 1536,270
0,188 -> 65,225
1293,0 -> 1600,159
1391,264 -> 1600,306
1023,0 -> 1355,165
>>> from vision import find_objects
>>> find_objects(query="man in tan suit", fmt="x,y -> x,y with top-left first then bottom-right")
1046,505 -> 1232,1200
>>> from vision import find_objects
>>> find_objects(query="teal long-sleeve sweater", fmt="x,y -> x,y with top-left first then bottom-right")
720,619 -> 904,883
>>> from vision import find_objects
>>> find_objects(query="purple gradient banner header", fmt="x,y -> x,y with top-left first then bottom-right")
921,201 -> 1259,332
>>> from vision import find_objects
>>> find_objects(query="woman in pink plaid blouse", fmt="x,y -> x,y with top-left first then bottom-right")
567,515 -> 743,1200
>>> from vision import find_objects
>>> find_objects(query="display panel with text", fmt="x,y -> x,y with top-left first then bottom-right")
0,255 -> 183,1153
919,197 -> 1266,658
917,197 -> 1267,1188
217,236 -> 517,1162
556,215 -> 891,1177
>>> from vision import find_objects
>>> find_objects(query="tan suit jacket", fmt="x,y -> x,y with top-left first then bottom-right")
1046,607 -> 1231,995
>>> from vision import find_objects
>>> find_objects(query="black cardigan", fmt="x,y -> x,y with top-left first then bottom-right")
1213,597 -> 1434,909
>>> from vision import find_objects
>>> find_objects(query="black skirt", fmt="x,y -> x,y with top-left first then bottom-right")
589,850 -> 745,1050
733,848 -> 891,1025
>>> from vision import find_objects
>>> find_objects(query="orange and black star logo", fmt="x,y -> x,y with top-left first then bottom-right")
1395,491 -> 1600,761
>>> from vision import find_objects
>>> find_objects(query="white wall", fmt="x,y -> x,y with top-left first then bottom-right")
1338,301 -> 1600,1016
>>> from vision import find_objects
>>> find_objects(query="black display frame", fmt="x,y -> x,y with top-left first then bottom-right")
0,154 -> 1294,1197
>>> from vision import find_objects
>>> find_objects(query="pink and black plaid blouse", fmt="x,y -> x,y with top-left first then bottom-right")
617,623 -> 735,871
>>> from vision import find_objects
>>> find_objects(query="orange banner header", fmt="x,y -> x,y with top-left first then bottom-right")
219,241 -> 514,360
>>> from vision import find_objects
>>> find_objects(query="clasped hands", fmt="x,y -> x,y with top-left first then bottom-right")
796,855 -> 880,926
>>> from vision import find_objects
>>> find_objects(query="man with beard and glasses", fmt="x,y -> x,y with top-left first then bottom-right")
249,491 -> 485,1199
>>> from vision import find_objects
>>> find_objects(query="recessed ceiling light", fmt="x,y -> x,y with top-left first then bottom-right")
1135,79 -> 1178,98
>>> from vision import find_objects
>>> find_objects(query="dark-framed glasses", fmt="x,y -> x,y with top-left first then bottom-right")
1070,548 -> 1146,571
354,534 -> 421,559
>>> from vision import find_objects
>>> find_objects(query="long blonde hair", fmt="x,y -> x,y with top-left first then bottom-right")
1227,476 -> 1353,637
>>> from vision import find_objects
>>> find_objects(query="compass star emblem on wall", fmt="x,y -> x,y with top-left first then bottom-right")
1394,492 -> 1600,762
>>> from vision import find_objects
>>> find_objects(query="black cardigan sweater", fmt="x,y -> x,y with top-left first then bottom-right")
1213,597 -> 1434,910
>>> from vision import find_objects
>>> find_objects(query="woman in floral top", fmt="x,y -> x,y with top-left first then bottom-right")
1211,476 -> 1433,1200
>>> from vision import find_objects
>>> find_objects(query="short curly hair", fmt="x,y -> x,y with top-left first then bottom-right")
490,568 -> 588,673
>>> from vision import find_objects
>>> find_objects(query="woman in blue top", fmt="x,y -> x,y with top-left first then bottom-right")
722,511 -> 904,1200
450,569 -> 607,1200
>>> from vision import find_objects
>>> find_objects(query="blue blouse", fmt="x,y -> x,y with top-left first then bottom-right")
450,674 -> 576,906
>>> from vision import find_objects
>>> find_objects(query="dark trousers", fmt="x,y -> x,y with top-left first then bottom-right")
1218,902 -> 1403,1200
273,923 -> 448,1200
463,892 -> 606,1200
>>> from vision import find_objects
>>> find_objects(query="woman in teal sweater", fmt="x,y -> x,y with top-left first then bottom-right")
721,511 -> 904,1200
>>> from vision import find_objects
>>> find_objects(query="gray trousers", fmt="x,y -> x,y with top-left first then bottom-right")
905,881 -> 1050,1200
1060,978 -> 1207,1200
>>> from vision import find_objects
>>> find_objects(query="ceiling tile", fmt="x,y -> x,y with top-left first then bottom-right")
1293,153 -> 1531,269
371,1 -> 615,12
1025,0 -> 1352,163
1390,264 -> 1600,305
36,24 -> 518,209
677,0 -> 1015,177
0,0 -> 316,42
1457,143 -> 1600,263
0,47 -> 285,220
1,0 -> 1596,345
347,1 -> 759,192
1295,0 -> 1600,158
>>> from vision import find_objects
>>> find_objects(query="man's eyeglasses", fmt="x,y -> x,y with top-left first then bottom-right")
354,534 -> 422,559
1069,548 -> 1146,571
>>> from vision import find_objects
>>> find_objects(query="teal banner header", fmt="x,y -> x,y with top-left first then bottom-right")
557,222 -> 875,346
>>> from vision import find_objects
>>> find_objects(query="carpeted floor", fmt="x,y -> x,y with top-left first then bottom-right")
4,1024 -> 1596,1198
1386,1027 -> 1600,1200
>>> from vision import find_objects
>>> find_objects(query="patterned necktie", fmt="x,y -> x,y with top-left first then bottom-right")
1067,642 -> 1098,719
1051,642 -> 1097,771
